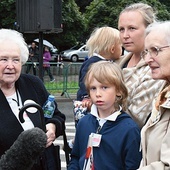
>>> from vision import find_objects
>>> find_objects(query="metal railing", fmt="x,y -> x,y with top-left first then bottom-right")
22,62 -> 82,98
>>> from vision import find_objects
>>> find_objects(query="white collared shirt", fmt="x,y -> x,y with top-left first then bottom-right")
90,104 -> 122,127
92,53 -> 105,59
6,92 -> 34,130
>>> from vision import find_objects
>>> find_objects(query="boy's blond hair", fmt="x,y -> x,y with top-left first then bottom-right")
84,60 -> 128,110
86,26 -> 121,57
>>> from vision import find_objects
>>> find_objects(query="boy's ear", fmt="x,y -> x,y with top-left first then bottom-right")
110,45 -> 115,54
116,92 -> 121,97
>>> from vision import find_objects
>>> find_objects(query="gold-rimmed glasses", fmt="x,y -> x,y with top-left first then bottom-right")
141,45 -> 170,60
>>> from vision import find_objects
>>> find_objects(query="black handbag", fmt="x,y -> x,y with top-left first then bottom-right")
54,145 -> 61,170
62,129 -> 72,166
54,129 -> 71,170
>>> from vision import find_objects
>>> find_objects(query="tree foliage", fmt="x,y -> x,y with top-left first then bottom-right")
56,0 -> 86,50
84,0 -> 170,36
0,0 -> 16,28
0,0 -> 170,51
75,0 -> 93,12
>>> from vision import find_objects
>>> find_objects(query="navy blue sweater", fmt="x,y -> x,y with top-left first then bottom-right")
76,56 -> 103,100
68,112 -> 142,170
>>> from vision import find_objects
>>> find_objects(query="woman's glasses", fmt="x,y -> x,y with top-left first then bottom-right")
141,45 -> 170,60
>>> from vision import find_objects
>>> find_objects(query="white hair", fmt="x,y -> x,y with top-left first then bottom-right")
0,29 -> 29,65
145,21 -> 170,44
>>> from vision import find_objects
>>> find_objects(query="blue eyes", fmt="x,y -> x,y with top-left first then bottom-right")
90,86 -> 108,90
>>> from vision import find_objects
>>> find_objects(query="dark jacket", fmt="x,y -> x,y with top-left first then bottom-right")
0,74 -> 65,169
76,56 -> 103,101
28,46 -> 39,62
68,112 -> 142,170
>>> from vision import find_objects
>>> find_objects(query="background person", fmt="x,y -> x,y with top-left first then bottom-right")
0,28 -> 65,169
26,42 -> 39,75
117,2 -> 164,128
43,46 -> 55,82
76,26 -> 122,102
68,61 -> 141,170
138,21 -> 170,170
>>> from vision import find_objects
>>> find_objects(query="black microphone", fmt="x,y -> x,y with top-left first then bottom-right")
0,127 -> 47,170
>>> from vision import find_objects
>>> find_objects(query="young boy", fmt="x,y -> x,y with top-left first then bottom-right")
68,61 -> 142,170
77,26 -> 122,101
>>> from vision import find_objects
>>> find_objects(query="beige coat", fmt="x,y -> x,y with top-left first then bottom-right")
139,84 -> 170,170
116,53 -> 165,128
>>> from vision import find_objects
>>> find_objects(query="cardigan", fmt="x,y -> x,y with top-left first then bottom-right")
68,111 -> 142,170
0,74 -> 65,169
43,51 -> 51,67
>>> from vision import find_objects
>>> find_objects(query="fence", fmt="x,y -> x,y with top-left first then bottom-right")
22,62 -> 82,99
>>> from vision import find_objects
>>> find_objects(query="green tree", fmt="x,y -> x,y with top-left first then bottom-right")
0,0 -> 16,28
0,0 -> 170,51
0,0 -> 86,51
75,0 -> 93,12
55,0 -> 86,51
159,0 -> 170,12
84,0 -> 170,36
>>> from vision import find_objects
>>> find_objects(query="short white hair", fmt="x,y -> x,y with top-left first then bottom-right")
0,29 -> 29,65
145,21 -> 170,44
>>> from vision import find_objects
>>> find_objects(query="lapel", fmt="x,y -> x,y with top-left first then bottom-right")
15,78 -> 43,129
0,89 -> 23,138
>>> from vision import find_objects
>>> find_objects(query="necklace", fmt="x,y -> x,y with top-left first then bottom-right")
12,87 -> 21,110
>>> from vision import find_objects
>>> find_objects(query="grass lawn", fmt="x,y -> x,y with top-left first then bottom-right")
44,81 -> 79,96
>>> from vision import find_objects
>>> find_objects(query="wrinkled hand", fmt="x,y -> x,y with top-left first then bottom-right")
45,123 -> 56,148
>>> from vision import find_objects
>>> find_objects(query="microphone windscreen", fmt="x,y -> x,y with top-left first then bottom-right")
0,127 -> 47,170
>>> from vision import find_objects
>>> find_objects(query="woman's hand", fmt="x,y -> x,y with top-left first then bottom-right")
45,123 -> 56,148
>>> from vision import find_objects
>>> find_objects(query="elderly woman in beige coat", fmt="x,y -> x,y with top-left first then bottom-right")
138,21 -> 170,169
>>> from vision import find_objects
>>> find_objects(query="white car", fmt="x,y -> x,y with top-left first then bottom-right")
32,39 -> 59,61
60,44 -> 88,62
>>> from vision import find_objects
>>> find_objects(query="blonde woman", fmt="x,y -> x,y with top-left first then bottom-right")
117,3 -> 164,128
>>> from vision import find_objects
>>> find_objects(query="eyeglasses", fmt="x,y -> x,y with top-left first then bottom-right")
141,45 -> 170,60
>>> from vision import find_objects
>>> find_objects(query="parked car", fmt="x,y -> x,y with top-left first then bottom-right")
60,44 -> 88,62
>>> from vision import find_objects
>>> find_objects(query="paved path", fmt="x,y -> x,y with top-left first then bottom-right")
55,101 -> 76,170
54,122 -> 75,169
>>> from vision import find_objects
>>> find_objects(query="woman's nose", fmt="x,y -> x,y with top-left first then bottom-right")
123,30 -> 130,39
6,60 -> 14,68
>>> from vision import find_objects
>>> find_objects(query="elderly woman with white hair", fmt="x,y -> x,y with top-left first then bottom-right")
139,21 -> 170,169
0,28 -> 65,170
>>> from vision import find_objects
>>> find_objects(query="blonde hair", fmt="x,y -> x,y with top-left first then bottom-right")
84,60 -> 128,110
119,2 -> 157,27
86,26 -> 121,57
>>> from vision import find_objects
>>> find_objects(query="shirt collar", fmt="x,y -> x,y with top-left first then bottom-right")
90,104 -> 122,121
93,53 -> 105,59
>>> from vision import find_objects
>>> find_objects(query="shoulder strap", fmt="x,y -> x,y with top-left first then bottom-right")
62,129 -> 72,166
